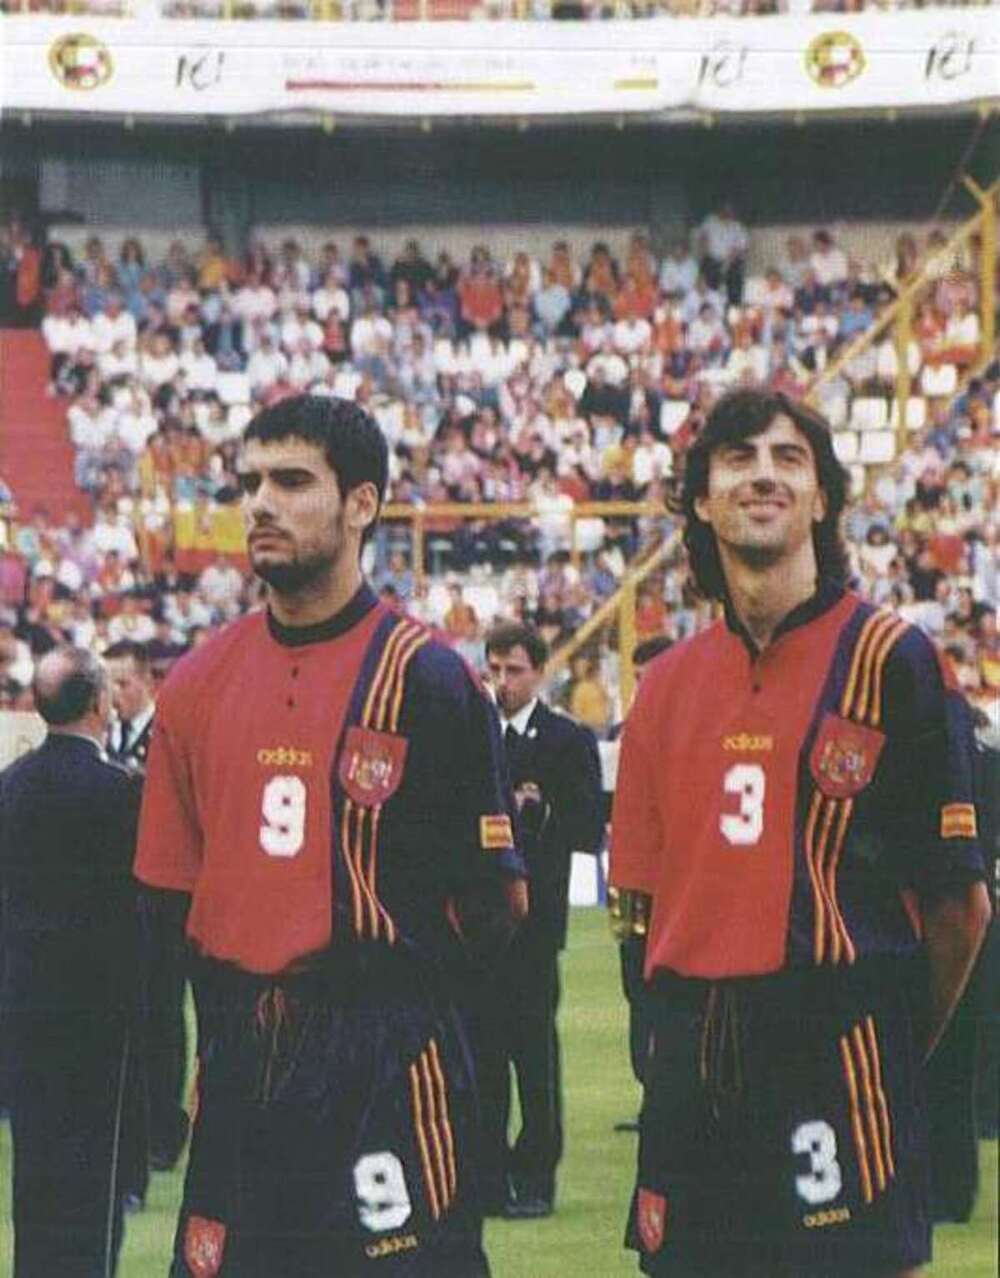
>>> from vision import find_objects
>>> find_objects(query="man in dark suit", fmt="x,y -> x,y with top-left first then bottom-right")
478,622 -> 604,1218
105,639 -> 190,1176
106,639 -> 156,770
1,645 -> 141,1277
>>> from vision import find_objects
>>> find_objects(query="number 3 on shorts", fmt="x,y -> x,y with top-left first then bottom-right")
354,1152 -> 413,1231
720,763 -> 765,846
792,1120 -> 843,1205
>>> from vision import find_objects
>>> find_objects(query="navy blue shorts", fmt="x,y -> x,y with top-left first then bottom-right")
627,957 -> 931,1278
171,952 -> 489,1278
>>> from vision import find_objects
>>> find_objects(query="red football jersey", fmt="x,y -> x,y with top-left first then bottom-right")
610,590 -> 984,979
611,594 -> 856,979
135,603 -> 384,973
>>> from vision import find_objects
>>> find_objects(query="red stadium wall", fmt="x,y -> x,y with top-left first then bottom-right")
0,330 -> 89,524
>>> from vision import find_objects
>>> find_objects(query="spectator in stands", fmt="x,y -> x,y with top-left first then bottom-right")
582,241 -> 620,305
837,284 -> 873,337
546,240 -> 580,293
459,245 -> 504,337
657,237 -> 698,299
809,228 -> 849,294
40,239 -> 75,297
245,330 -> 288,394
695,203 -> 747,306
18,223 -> 995,745
232,268 -> 277,327
347,234 -> 387,306
196,553 -> 246,621
567,652 -> 611,732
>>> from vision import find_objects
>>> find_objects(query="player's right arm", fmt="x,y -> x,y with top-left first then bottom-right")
609,686 -> 660,900
609,688 -> 660,943
133,684 -> 202,945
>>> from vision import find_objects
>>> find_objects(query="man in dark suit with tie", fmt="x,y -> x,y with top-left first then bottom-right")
105,639 -> 191,1176
1,645 -> 142,1276
478,622 -> 604,1218
105,639 -> 156,771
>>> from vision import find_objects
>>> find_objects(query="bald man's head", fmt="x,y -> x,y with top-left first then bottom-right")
33,646 -> 107,727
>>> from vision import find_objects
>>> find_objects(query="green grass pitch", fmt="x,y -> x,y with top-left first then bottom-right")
2,908 -> 996,1275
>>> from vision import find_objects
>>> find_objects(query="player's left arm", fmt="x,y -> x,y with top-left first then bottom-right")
922,880 -> 991,1059
427,648 -> 527,958
882,630 -> 992,1058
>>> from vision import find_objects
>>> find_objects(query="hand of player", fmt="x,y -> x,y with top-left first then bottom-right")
513,781 -> 542,811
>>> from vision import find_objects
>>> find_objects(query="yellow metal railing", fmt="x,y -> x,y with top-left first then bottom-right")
806,178 -> 999,458
380,499 -> 669,588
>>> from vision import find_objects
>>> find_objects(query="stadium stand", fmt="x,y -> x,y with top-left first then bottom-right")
0,200 -> 997,735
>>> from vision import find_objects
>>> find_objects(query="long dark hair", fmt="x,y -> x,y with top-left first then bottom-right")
681,388 -> 850,602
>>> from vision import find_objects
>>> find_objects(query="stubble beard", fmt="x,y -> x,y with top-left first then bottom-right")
252,550 -> 336,597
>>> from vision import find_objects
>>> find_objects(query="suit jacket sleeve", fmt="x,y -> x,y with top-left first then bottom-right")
563,721 -> 604,856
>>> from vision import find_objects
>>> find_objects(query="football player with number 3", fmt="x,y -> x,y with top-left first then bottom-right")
135,395 -> 526,1277
610,388 -> 991,1278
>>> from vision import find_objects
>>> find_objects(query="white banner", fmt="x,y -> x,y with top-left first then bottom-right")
2,12 -> 997,119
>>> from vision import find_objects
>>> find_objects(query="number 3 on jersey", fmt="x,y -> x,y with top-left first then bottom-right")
720,763 -> 766,846
260,775 -> 307,857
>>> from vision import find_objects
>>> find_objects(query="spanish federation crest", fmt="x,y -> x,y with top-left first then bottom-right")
809,712 -> 885,799
805,31 -> 866,89
637,1187 -> 668,1254
339,725 -> 408,807
48,34 -> 114,91
183,1216 -> 227,1278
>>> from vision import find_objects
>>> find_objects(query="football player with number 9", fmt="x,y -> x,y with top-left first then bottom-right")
610,388 -> 990,1277
135,395 -> 526,1276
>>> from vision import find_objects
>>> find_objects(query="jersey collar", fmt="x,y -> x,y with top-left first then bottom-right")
723,580 -> 845,657
266,582 -> 379,648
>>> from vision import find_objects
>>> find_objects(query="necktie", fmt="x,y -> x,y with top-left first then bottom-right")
504,724 -> 519,751
119,720 -> 132,754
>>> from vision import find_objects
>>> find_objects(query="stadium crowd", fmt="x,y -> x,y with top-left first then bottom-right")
0,208 -> 997,737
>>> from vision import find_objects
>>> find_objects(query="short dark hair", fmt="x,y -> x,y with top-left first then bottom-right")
243,395 -> 389,542
632,635 -> 673,667
485,622 -> 549,670
103,639 -> 152,675
33,646 -> 106,726
681,388 -> 850,602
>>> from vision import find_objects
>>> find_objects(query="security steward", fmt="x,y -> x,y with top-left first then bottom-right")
1,646 -> 142,1277
478,622 -> 604,1218
106,638 -> 191,1176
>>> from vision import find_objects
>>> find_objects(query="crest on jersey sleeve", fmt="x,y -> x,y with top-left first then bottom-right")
636,1187 -> 668,1254
184,1216 -> 227,1278
339,725 -> 408,807
809,713 -> 885,799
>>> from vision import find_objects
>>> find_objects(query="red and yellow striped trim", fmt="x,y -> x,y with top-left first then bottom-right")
806,791 -> 856,966
839,1017 -> 895,1205
409,1039 -> 457,1221
839,1034 -> 873,1204
342,618 -> 430,941
823,797 -> 856,966
864,1016 -> 895,1180
839,610 -> 896,722
940,803 -> 977,840
812,610 -> 906,966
